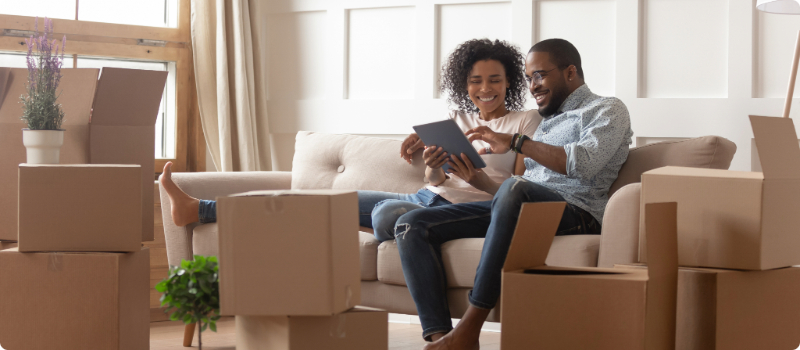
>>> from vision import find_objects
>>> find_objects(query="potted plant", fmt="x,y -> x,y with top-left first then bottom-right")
155,255 -> 221,350
20,17 -> 66,164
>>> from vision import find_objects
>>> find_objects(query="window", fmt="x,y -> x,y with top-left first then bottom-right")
0,0 -> 202,172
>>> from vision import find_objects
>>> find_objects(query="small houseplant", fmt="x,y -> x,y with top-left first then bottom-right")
20,17 -> 67,164
155,255 -> 221,350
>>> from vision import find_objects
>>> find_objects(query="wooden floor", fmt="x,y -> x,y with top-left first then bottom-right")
150,318 -> 501,350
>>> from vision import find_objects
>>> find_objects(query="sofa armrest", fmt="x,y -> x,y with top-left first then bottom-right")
159,171 -> 292,266
597,183 -> 641,268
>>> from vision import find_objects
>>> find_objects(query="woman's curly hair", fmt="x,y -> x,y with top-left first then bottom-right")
440,39 -> 527,113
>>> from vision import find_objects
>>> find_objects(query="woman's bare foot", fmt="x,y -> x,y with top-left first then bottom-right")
159,162 -> 200,226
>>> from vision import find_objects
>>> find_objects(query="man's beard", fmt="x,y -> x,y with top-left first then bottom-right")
537,83 -> 569,118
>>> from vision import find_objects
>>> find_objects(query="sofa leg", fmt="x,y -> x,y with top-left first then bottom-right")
183,322 -> 196,347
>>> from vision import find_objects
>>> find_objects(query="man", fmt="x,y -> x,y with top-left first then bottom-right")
396,38 -> 633,350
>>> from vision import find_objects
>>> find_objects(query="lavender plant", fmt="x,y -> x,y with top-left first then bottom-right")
20,17 -> 66,130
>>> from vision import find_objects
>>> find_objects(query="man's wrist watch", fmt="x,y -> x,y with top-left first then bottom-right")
514,135 -> 530,153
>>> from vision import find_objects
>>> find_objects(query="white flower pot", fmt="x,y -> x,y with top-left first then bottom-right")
22,129 -> 64,164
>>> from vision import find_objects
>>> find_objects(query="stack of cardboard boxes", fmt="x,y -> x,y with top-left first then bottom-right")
499,201 -> 679,350
499,115 -> 800,349
634,115 -> 800,349
217,190 -> 389,350
0,67 -> 167,349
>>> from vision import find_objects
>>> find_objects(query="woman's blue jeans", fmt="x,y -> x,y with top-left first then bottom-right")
198,188 -> 452,237
358,188 -> 451,242
395,176 -> 601,340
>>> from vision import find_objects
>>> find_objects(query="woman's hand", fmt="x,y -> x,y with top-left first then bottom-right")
400,133 -> 425,164
422,145 -> 449,169
447,153 -> 491,190
466,126 -> 514,154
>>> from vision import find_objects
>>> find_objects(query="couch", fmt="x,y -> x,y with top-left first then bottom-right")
160,131 -> 736,323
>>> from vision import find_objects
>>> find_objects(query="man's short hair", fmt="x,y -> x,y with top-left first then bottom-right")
529,39 -> 584,80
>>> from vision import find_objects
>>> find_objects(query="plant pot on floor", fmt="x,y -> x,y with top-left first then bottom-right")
22,129 -> 64,164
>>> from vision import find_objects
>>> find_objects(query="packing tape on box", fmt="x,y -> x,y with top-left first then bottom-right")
48,253 -> 63,272
263,196 -> 285,215
329,313 -> 347,339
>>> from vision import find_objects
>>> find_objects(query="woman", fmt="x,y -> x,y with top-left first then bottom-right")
159,39 -> 540,232
359,38 -> 540,242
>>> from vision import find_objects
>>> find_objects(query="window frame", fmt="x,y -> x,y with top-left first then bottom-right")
0,0 -> 204,174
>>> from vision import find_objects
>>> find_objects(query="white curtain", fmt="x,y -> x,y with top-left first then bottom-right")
191,0 -> 271,171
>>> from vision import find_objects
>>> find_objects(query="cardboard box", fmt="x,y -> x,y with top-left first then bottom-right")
236,306 -> 388,350
640,116 -> 800,270
0,247 -> 149,350
218,190 -> 361,316
18,164 -> 142,252
500,202 -> 678,350
616,263 -> 800,350
0,67 -> 167,242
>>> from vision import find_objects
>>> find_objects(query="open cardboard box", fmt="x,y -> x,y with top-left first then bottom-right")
615,263 -> 800,350
0,67 -> 167,243
18,164 -> 142,252
236,306 -> 388,350
217,190 -> 361,316
640,115 -> 800,270
0,247 -> 150,350
500,202 -> 678,350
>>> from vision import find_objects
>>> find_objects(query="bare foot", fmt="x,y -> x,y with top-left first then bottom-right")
422,331 -> 479,350
422,306 -> 489,350
159,162 -> 200,226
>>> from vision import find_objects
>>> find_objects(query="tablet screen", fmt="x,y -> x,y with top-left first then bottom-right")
413,119 -> 487,171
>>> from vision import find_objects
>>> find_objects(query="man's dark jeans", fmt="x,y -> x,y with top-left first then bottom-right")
395,176 -> 601,340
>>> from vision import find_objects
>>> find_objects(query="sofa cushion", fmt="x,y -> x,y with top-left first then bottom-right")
359,231 -> 380,281
291,131 -> 427,193
609,136 -> 736,196
376,235 -> 601,288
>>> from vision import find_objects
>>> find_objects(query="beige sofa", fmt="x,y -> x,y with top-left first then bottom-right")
160,131 -> 736,322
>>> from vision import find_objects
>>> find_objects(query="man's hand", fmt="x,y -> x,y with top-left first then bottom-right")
466,126 -> 513,154
400,133 -> 425,164
422,146 -> 449,170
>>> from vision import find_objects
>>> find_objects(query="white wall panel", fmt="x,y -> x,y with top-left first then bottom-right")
347,6 -> 417,99
267,11 -> 328,100
437,2 -> 513,98
537,0 -> 617,97
756,10 -> 800,98
642,0 -> 728,98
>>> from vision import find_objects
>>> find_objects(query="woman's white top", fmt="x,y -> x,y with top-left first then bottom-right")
425,109 -> 541,204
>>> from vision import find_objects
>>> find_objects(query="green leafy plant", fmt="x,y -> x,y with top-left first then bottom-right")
155,255 -> 220,350
21,17 -> 66,130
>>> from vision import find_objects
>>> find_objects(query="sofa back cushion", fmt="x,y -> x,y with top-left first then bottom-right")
292,131 -> 427,193
608,136 -> 737,196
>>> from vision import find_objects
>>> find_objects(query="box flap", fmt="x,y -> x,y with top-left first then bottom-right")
643,166 -> 763,180
750,115 -> 800,179
0,68 -> 98,126
502,202 -> 565,272
0,68 -> 9,110
643,202 -> 678,350
90,68 -> 167,126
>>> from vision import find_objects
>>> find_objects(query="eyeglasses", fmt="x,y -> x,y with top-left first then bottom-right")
526,67 -> 559,87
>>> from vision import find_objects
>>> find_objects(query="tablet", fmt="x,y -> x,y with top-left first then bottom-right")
413,119 -> 487,172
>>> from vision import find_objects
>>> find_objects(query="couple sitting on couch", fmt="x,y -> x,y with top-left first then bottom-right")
161,38 -> 633,350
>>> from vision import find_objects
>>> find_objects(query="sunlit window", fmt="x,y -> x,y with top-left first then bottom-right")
78,0 -> 178,28
2,1 -> 75,20
1,1 -> 178,28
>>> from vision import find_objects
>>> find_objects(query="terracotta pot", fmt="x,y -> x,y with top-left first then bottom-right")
22,129 -> 64,164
